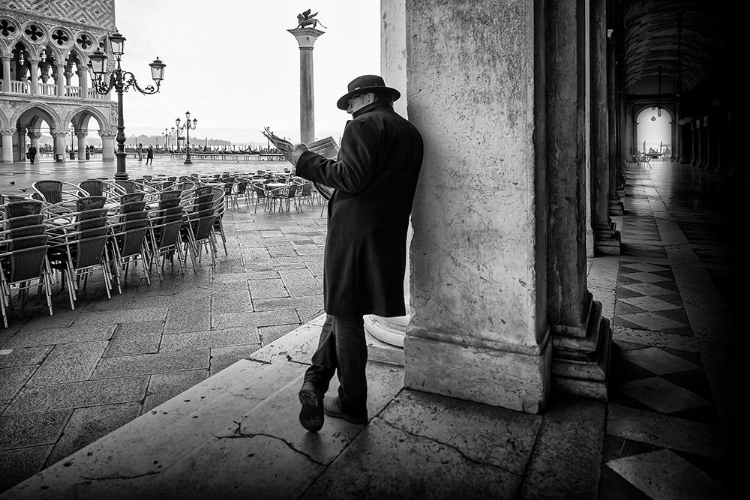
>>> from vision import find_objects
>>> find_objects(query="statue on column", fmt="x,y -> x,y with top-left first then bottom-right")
296,9 -> 326,29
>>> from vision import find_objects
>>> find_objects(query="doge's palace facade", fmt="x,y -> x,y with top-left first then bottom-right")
0,0 -> 117,163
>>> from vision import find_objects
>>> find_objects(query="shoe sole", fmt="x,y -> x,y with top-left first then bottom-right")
298,390 -> 324,432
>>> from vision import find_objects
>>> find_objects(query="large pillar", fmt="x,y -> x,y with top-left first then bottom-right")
55,63 -> 65,97
547,0 -> 611,400
288,27 -> 324,144
1,129 -> 14,163
590,0 -> 620,256
100,132 -> 116,162
405,0 -> 550,413
51,130 -> 67,162
77,132 -> 88,162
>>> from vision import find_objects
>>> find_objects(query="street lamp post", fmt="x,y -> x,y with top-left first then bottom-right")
88,32 -> 165,181
176,112 -> 197,165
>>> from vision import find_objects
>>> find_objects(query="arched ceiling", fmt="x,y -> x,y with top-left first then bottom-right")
620,0 -> 726,96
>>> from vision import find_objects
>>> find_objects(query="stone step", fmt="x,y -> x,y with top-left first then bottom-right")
2,359 -> 306,499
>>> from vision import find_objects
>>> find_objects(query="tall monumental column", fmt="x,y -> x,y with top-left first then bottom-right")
288,26 -> 324,144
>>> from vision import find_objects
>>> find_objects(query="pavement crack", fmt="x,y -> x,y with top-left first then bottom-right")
81,471 -> 162,481
217,431 -> 327,466
378,416 -> 506,471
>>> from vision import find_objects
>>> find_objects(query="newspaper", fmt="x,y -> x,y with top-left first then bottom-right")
261,127 -> 337,200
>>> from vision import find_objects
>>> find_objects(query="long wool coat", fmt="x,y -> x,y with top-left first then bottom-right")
296,101 -> 424,317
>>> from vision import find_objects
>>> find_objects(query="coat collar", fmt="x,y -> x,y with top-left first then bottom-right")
352,101 -> 392,119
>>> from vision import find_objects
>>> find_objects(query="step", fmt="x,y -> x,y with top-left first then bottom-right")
2,360 -> 306,499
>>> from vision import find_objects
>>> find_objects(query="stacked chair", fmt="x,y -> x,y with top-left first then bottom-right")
108,196 -> 152,293
46,196 -> 114,310
180,185 -> 218,270
0,200 -> 53,327
148,189 -> 186,280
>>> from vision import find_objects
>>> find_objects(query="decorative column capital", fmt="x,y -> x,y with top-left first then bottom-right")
76,131 -> 88,139
28,131 -> 43,139
50,130 -> 68,139
0,128 -> 16,135
287,28 -> 325,48
99,131 -> 116,139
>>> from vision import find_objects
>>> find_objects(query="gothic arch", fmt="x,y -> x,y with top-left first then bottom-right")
12,102 -> 62,132
65,105 -> 110,133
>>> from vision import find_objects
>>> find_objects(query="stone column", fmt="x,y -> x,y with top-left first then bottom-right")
28,131 -> 42,152
51,130 -> 67,162
404,0 -> 550,413
288,27 -> 324,144
590,0 -> 619,256
607,22 -> 623,216
78,65 -> 88,99
547,0 -> 611,400
100,132 -> 116,162
77,132 -> 88,162
29,57 -> 40,94
1,56 -> 10,92
55,63 -> 65,96
1,129 -> 14,163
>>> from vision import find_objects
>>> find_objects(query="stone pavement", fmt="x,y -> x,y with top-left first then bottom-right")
0,158 -> 741,498
0,157 -> 328,492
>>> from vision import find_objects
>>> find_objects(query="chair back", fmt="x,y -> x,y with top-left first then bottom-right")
4,214 -> 46,229
120,201 -> 148,213
2,245 -> 49,283
120,193 -> 145,204
4,200 -> 44,218
6,234 -> 49,251
7,224 -> 47,239
113,226 -> 150,259
116,180 -> 137,194
78,180 -> 105,197
32,180 -> 63,203
76,196 -> 107,211
153,219 -> 183,249
71,234 -> 110,268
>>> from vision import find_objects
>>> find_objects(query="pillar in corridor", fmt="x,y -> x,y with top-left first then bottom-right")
404,0 -> 551,413
28,131 -> 41,151
1,129 -> 14,163
76,132 -> 88,162
288,26 -> 324,144
100,132 -> 115,162
590,0 -> 620,256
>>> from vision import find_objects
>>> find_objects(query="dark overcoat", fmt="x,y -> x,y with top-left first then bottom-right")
296,101 -> 424,317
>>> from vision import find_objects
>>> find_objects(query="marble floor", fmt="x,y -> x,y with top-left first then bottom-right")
598,161 -> 741,498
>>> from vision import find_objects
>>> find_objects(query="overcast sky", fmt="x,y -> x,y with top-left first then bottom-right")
114,0 -> 379,146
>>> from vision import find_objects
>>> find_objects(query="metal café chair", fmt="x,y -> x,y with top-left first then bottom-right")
0,242 -> 53,328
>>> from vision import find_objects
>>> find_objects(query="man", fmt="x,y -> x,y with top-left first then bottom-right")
290,75 -> 424,432
28,145 -> 37,164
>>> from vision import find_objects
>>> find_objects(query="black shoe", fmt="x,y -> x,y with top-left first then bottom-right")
298,383 -> 324,432
323,396 -> 368,425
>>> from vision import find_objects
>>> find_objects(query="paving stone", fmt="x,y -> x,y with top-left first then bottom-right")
27,342 -> 107,386
0,346 -> 53,369
91,349 -> 210,379
0,410 -> 70,449
0,445 -> 53,493
248,277 -> 288,299
211,308 -> 299,331
210,290 -> 251,315
4,377 -> 149,415
3,324 -> 115,349
105,321 -> 164,357
258,324 -> 302,346
0,366 -> 37,405
73,308 -> 169,328
159,328 -> 259,352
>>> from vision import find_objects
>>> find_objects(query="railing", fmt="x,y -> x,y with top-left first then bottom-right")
39,82 -> 56,96
1,80 -> 108,100
10,81 -> 30,93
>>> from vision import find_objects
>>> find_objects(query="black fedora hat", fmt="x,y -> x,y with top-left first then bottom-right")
336,75 -> 401,110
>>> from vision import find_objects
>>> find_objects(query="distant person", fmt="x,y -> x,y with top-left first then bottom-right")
290,75 -> 424,432
146,145 -> 154,165
28,145 -> 37,164
137,143 -> 143,161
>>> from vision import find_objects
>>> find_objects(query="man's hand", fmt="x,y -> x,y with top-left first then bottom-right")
292,143 -> 308,166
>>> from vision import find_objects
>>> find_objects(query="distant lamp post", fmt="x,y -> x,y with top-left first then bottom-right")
89,31 -> 165,180
176,111 -> 197,165
163,128 -> 170,151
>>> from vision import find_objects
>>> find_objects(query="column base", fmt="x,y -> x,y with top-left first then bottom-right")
404,333 -> 551,414
608,198 -> 624,216
551,299 -> 612,401
593,223 -> 621,256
